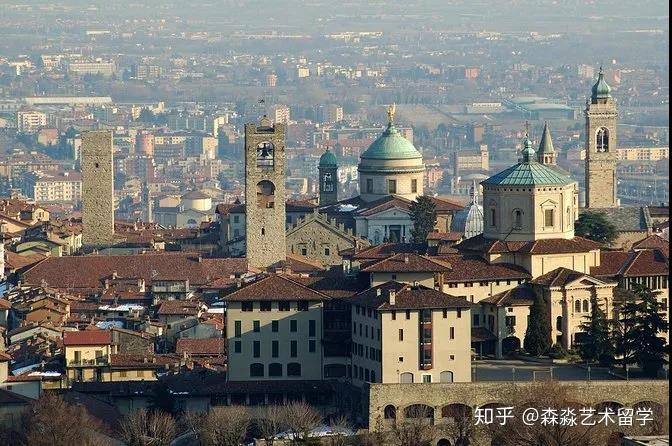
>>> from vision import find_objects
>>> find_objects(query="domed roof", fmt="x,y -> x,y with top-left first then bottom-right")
181,190 -> 210,200
482,134 -> 573,187
361,118 -> 422,161
319,149 -> 338,167
450,187 -> 483,239
591,67 -> 611,101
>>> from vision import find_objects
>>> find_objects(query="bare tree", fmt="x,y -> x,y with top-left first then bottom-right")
201,405 -> 251,446
119,408 -> 176,446
325,414 -> 354,446
281,401 -> 322,445
21,392 -> 107,446
389,404 -> 435,446
436,404 -> 474,446
179,410 -> 206,444
256,404 -> 286,446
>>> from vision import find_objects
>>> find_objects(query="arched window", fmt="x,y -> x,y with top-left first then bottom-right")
256,180 -> 275,208
440,370 -> 454,383
250,363 -> 264,377
582,299 -> 589,313
287,362 -> 301,377
596,128 -> 609,152
399,372 -> 414,383
513,209 -> 523,229
256,141 -> 275,167
405,404 -> 434,419
268,363 -> 282,377
322,172 -> 334,192
490,208 -> 497,227
574,300 -> 581,313
384,405 -> 396,419
556,316 -> 563,331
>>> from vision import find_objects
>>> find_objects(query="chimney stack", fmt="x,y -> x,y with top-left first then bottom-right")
376,288 -> 382,297
404,254 -> 409,264
388,289 -> 396,306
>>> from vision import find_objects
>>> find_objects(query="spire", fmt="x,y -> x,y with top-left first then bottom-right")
591,66 -> 612,102
537,121 -> 556,165
521,122 -> 535,163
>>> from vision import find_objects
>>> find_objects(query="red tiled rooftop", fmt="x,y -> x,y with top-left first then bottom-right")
440,255 -> 531,282
224,274 -> 329,301
63,330 -> 112,346
176,338 -> 226,356
361,253 -> 452,273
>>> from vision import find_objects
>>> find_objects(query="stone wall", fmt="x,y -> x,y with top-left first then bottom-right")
81,131 -> 115,247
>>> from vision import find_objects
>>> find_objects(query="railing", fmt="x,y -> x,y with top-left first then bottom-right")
68,357 -> 108,367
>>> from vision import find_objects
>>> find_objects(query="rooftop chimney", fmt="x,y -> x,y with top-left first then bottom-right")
388,289 -> 396,306
404,254 -> 409,264
376,288 -> 382,297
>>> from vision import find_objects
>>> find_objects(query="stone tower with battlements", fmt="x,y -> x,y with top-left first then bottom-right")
81,130 -> 115,248
585,67 -> 618,208
244,116 -> 287,269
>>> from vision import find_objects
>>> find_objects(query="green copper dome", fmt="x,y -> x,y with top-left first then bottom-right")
591,67 -> 611,101
319,149 -> 338,167
361,122 -> 422,160
482,134 -> 572,186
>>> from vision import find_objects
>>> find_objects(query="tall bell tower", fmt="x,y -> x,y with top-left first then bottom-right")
585,67 -> 618,208
318,148 -> 338,206
244,116 -> 287,269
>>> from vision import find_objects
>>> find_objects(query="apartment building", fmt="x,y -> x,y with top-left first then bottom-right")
16,109 -> 47,133
21,170 -> 82,203
67,61 -> 116,76
225,275 -> 327,381
350,281 -> 473,385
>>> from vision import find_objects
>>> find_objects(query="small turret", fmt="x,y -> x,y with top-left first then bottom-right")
537,121 -> 556,165
591,66 -> 612,104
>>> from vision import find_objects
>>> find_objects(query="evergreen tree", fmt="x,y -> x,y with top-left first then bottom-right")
616,284 -> 669,377
409,196 -> 437,245
523,295 -> 552,356
577,293 -> 614,366
575,212 -> 618,245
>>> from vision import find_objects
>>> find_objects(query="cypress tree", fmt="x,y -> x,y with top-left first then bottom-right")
523,294 -> 552,356
577,293 -> 614,366
409,196 -> 437,245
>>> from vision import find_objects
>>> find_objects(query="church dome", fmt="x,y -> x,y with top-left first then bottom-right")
319,149 -> 338,167
360,122 -> 422,161
591,67 -> 611,101
451,202 -> 484,239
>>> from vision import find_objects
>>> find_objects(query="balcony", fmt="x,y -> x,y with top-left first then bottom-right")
68,357 -> 108,367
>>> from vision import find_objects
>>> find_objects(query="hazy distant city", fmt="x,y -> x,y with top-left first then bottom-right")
0,1 -> 668,445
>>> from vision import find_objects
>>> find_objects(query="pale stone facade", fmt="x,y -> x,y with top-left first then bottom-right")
81,131 -> 115,247
244,118 -> 287,269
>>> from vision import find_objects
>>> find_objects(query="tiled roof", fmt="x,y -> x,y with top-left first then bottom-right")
481,285 -> 535,307
456,234 -> 601,255
109,353 -> 181,369
22,253 -> 249,291
156,300 -> 201,316
591,249 -> 668,278
361,253 -> 452,273
5,251 -> 46,271
352,281 -> 473,311
0,298 -> 11,310
591,251 -> 635,278
530,267 -> 592,287
349,242 -> 422,260
579,207 -> 649,232
633,234 -> 669,258
426,231 -> 463,241
482,160 -> 573,186
293,270 -> 370,299
224,274 -> 330,301
278,254 -> 326,273
63,330 -> 112,346
440,255 -> 531,282
176,338 -> 226,356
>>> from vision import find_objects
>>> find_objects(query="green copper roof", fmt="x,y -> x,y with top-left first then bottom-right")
319,149 -> 338,167
591,67 -> 611,101
482,134 -> 572,187
538,121 -> 554,154
360,121 -> 422,160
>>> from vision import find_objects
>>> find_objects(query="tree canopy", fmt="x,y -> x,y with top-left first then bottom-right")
409,196 -> 437,245
575,211 -> 618,245
523,295 -> 552,356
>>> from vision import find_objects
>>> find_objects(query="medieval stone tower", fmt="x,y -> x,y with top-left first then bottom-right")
81,130 -> 115,248
585,68 -> 618,208
244,116 -> 287,269
318,148 -> 338,206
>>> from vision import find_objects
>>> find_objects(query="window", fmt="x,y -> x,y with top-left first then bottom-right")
400,372 -> 413,383
272,341 -> 279,357
457,309 -> 462,318
260,301 -> 271,312
442,309 -> 447,319
253,321 -> 260,332
399,329 -> 404,341
490,208 -> 496,226
574,300 -> 581,313
514,209 -> 522,229
324,247 -> 330,256
268,363 -> 282,377
450,327 -> 455,339
596,127 -> 609,152
411,179 -> 418,193
371,370 -> 376,382
242,302 -> 253,312
309,340 -> 316,353
233,215 -> 239,223
297,301 -> 309,311
234,321 -> 241,338
505,316 -> 516,327
544,209 -> 554,228
582,299 -> 589,313
287,363 -> 301,377
253,341 -> 260,358
291,340 -> 297,357
301,247 -> 307,255
256,180 -> 276,208
388,179 -> 397,194
365,369 -> 370,382
473,314 -> 480,326
290,320 -> 297,332
366,178 -> 373,193
272,321 -> 278,332
405,310 -> 411,320
391,311 -> 396,320
440,371 -> 454,383
250,363 -> 264,377
422,374 -> 432,383
234,341 -> 241,353
279,301 -> 290,311
309,320 -> 316,337
119,371 -> 127,378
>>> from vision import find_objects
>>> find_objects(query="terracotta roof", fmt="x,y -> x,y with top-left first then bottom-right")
361,253 -> 452,273
530,267 -> 592,287
156,300 -> 201,316
352,281 -> 472,311
0,351 -> 12,361
633,234 -> 669,258
0,298 -> 11,310
431,196 -> 466,212
456,234 -> 601,255
63,330 -> 112,346
293,272 -> 370,299
623,249 -> 669,277
279,254 -> 326,273
5,251 -> 46,271
176,338 -> 226,356
591,251 -> 635,278
22,253 -> 249,292
224,274 -> 329,301
109,353 -> 181,369
441,255 -> 530,282
349,242 -> 422,260
426,231 -> 463,241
